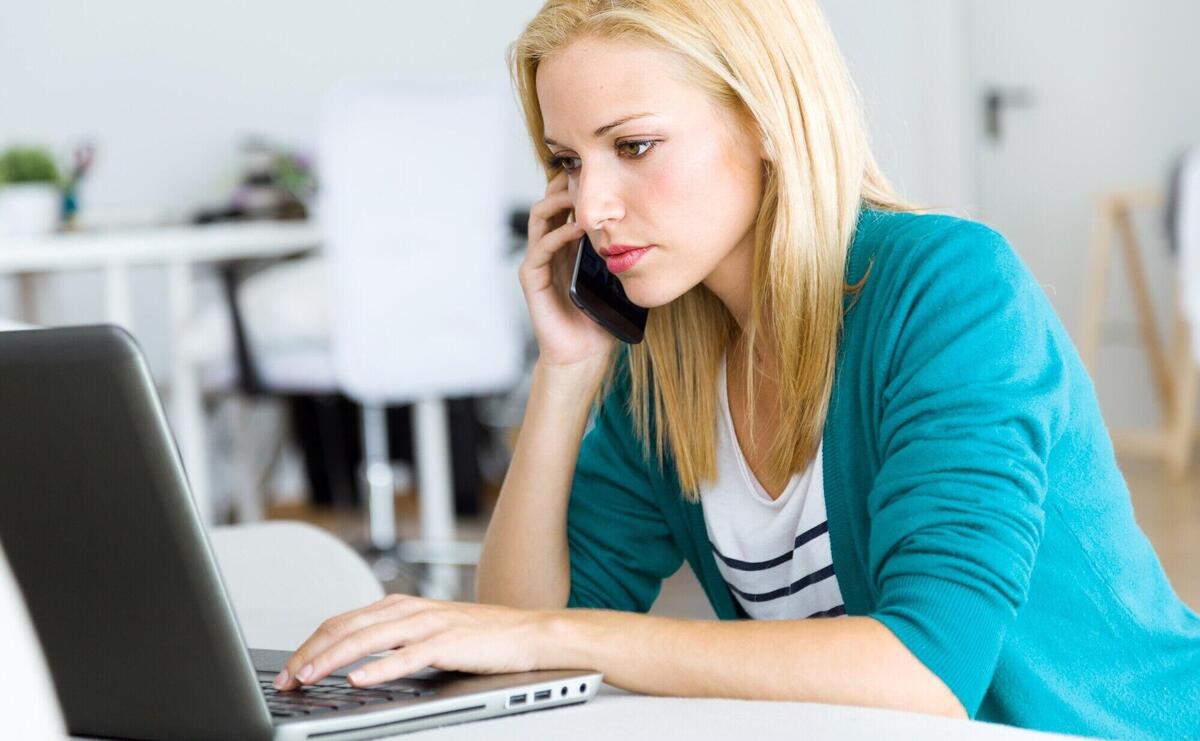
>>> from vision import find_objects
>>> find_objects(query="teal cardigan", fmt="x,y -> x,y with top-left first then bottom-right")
563,207 -> 1200,739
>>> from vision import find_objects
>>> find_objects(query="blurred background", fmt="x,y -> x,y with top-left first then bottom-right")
0,1 -> 1196,612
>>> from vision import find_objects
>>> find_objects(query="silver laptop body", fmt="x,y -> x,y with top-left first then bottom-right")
0,325 -> 600,740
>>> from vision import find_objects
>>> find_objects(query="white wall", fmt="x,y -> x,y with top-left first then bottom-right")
0,0 -> 549,216
824,0 -> 975,213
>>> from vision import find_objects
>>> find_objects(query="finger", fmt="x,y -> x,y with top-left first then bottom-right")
299,612 -> 446,687
279,594 -> 425,688
279,603 -> 390,690
543,168 -> 569,195
528,186 -> 571,222
522,221 -> 584,278
347,643 -> 440,688
527,189 -> 574,242
280,595 -> 427,686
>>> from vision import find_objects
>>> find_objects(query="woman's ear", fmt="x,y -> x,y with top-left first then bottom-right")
754,131 -> 774,165
758,135 -> 775,165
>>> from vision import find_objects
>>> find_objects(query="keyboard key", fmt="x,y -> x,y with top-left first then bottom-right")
326,682 -> 428,697
260,676 -> 433,717
276,704 -> 335,715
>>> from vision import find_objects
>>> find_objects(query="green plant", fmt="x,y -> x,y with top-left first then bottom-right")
0,147 -> 60,186
273,151 -> 316,202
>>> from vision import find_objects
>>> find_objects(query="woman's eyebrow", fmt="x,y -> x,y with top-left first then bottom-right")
543,112 -> 657,147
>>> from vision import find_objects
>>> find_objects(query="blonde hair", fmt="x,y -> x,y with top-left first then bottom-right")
509,0 -> 917,501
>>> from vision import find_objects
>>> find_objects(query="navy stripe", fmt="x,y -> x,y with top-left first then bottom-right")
711,543 -> 793,571
725,563 -> 836,603
793,521 -> 829,549
805,604 -> 846,619
710,522 -> 829,572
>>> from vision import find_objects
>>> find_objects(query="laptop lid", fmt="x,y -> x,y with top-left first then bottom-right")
0,325 -> 274,741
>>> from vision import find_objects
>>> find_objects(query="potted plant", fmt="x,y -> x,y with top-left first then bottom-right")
0,146 -> 61,238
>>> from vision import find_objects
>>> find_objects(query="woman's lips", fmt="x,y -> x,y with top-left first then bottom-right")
604,246 -> 653,274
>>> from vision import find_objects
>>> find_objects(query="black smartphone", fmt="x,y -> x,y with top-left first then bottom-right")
568,232 -> 649,344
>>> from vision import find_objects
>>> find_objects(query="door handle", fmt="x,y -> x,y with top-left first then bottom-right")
984,86 -> 1037,142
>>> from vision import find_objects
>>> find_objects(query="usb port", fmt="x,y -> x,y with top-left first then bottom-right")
534,689 -> 552,701
509,694 -> 527,706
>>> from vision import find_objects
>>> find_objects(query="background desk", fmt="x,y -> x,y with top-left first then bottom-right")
0,221 -> 320,523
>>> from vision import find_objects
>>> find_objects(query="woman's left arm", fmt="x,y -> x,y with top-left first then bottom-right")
546,609 -> 966,717
275,596 -> 964,718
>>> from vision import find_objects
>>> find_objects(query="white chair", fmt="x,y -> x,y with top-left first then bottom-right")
0,318 -> 35,332
319,79 -> 523,598
207,81 -> 524,598
208,521 -> 384,651
0,542 -> 67,739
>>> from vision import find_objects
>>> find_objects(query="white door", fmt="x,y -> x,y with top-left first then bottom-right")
967,0 -> 1200,428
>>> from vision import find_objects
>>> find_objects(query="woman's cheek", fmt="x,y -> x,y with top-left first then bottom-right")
675,145 -> 734,220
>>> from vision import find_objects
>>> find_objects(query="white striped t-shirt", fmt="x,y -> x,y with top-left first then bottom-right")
698,354 -> 845,620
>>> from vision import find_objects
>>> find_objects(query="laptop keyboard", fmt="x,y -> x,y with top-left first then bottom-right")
260,678 -> 433,719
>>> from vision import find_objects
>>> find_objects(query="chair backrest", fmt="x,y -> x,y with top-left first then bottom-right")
318,80 -> 524,404
0,541 -> 67,739
208,521 -> 384,651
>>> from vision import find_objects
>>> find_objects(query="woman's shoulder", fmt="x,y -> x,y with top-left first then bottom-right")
848,207 -> 1036,311
851,207 -> 1018,285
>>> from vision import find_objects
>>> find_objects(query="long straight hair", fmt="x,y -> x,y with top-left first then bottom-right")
509,0 -> 917,501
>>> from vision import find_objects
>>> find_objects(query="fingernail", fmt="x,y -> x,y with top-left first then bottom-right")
273,670 -> 288,689
348,670 -> 364,685
296,664 -> 313,683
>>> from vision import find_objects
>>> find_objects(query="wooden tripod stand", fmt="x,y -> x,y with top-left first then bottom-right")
1080,187 -> 1198,479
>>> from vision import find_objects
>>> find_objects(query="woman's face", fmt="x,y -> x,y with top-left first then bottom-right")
536,37 -> 765,311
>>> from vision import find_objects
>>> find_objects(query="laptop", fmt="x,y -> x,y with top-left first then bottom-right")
0,325 -> 601,740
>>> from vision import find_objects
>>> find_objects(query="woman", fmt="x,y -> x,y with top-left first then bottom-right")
276,1 -> 1200,736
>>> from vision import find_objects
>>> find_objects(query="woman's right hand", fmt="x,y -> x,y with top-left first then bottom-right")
518,170 -> 618,370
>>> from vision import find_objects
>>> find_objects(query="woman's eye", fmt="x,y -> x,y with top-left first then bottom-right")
547,140 -> 656,173
548,155 -> 581,172
617,140 -> 656,158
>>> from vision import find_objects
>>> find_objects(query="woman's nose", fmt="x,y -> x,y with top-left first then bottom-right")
572,164 -> 624,232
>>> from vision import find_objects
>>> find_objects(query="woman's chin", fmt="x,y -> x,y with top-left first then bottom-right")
619,280 -> 680,309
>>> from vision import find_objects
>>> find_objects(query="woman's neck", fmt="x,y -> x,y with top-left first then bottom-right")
702,227 -> 756,330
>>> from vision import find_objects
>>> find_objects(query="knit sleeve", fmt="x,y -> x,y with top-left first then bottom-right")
566,358 -> 683,612
864,222 -> 1068,715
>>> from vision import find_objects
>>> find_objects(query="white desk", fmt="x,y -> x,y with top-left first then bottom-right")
0,221 -> 321,523
405,687 -> 1087,740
